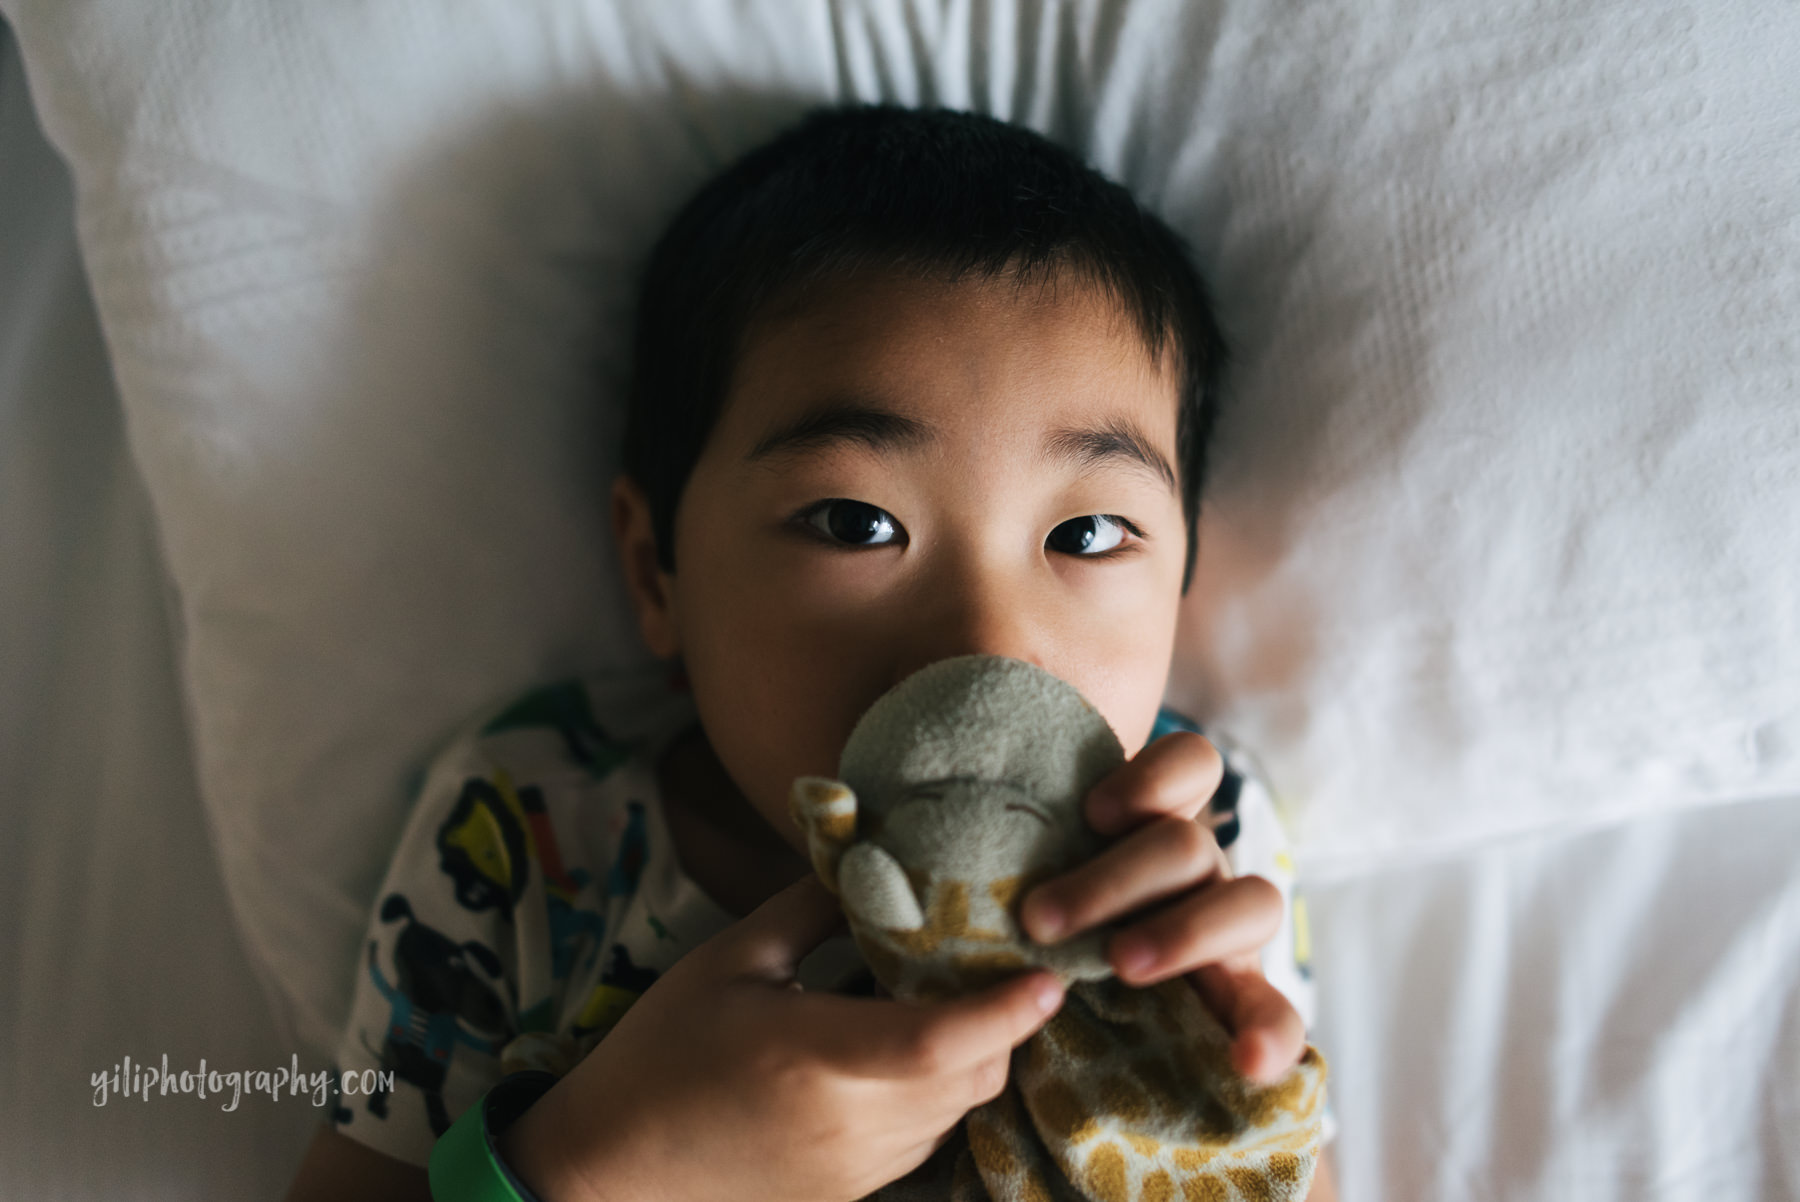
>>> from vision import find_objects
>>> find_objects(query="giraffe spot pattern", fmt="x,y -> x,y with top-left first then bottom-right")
1171,1146 -> 1221,1173
949,950 -> 1031,981
1241,1065 -> 1311,1127
1046,1008 -> 1112,1062
933,879 -> 970,935
1140,1169 -> 1176,1202
1180,1177 -> 1230,1202
966,1112 -> 1019,1177
1124,1131 -> 1163,1159
1083,1141 -> 1129,1202
1134,1055 -> 1192,1122
1225,1165 -> 1276,1202
986,873 -> 1025,915
1094,1072 -> 1154,1125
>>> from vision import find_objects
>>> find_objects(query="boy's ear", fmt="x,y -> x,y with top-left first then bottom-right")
610,475 -> 681,659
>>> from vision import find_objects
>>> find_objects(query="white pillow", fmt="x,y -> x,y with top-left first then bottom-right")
7,0 -> 1796,1054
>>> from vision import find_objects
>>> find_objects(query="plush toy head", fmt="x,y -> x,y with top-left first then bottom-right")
790,655 -> 1329,1202
790,653 -> 1130,998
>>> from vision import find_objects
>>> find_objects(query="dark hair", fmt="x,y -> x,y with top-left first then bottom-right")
624,104 -> 1226,591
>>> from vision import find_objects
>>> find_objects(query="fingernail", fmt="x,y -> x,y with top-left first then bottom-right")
1112,934 -> 1156,979
1032,976 -> 1065,1015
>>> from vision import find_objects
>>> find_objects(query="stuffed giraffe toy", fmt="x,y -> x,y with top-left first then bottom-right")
790,654 -> 1327,1202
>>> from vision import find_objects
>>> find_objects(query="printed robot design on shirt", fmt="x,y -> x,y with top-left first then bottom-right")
354,679 -> 650,1137
569,805 -> 659,1042
444,680 -> 669,1080
361,894 -> 510,1135
434,681 -> 636,1021
435,770 -> 607,1024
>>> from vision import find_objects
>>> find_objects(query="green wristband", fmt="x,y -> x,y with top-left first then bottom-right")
429,1071 -> 559,1202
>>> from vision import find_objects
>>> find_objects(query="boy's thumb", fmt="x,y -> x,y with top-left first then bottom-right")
727,873 -> 849,979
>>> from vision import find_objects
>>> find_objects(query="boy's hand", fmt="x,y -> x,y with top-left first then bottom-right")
499,875 -> 1064,1202
1019,730 -> 1306,1084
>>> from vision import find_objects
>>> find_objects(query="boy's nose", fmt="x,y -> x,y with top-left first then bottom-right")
886,573 -> 1051,685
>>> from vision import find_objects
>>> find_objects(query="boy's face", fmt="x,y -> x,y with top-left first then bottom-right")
614,268 -> 1188,854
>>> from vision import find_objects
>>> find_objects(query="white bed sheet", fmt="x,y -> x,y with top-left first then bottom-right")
1307,790 -> 1800,1201
0,25 -> 314,1198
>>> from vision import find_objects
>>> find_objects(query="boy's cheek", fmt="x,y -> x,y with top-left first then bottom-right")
681,627 -> 872,825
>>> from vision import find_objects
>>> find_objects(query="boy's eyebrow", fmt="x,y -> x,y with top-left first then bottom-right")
748,400 -> 1177,494
1042,419 -> 1179,494
748,402 -> 934,461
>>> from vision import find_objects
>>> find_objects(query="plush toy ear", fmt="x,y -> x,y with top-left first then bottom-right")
838,843 -> 925,932
788,777 -> 859,894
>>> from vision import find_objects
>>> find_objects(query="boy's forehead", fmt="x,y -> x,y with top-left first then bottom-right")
719,267 -> 1181,467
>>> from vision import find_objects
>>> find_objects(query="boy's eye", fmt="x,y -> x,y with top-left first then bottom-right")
1046,514 -> 1131,556
804,499 -> 901,547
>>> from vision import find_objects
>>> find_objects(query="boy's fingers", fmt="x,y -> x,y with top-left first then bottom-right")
967,1048 -> 1013,1105
720,873 -> 848,979
1083,730 -> 1223,835
1189,960 -> 1307,1085
841,971 -> 1064,1080
1023,816 -> 1228,943
1105,873 -> 1283,984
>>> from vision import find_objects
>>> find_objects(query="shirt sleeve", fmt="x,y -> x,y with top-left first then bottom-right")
331,733 -> 524,1167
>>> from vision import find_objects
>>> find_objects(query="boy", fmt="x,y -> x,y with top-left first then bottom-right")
286,105 -> 1333,1201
